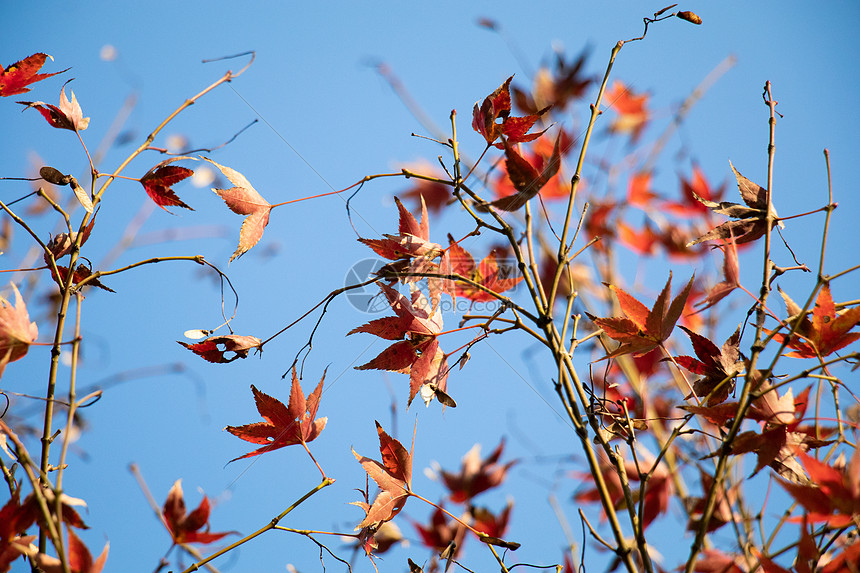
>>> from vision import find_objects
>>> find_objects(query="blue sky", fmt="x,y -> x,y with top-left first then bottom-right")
3,2 -> 860,572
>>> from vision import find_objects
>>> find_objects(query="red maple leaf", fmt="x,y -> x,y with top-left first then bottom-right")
471,502 -> 513,539
440,439 -> 515,503
0,283 -> 39,378
411,505 -> 465,554
225,368 -> 327,462
583,200 -> 617,252
604,81 -> 649,143
691,549 -> 746,573
663,165 -> 726,218
33,527 -> 109,573
204,157 -> 272,262
770,283 -> 860,359
0,492 -> 38,572
0,53 -> 67,97
139,158 -> 194,211
487,135 -> 561,211
695,236 -> 740,313
440,239 -> 522,303
616,220 -> 661,256
161,480 -> 233,545
780,448 -> 860,527
626,171 -> 659,209
352,421 -> 413,531
588,273 -> 694,359
492,132 -> 572,203
674,326 -> 743,406
349,283 -> 451,407
50,264 -> 114,293
472,75 -> 550,148
511,47 -> 593,113
686,383 -> 833,483
358,196 -> 442,267
18,83 -> 89,131
574,453 -> 672,530
177,334 -> 261,363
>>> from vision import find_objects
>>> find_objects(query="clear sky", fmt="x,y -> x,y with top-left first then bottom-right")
3,2 -> 859,572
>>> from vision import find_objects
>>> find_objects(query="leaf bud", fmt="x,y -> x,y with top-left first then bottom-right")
40,166 -> 72,186
677,10 -> 703,25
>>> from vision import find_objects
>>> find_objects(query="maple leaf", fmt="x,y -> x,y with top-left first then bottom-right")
685,469 -> 740,534
350,283 -> 451,406
663,165 -> 726,218
695,237 -> 740,312
769,283 -> 860,359
688,161 -> 783,246
51,264 -> 115,293
203,157 -> 272,262
584,200 -> 616,252
674,326 -> 744,406
0,53 -> 67,97
139,158 -> 194,211
33,527 -> 109,573
626,171 -> 659,209
352,421 -> 413,531
491,133 -> 571,205
486,135 -> 561,211
0,492 -> 38,572
512,48 -> 593,113
18,83 -> 90,131
177,334 -> 260,363
616,220 -> 660,256
471,501 -> 513,539
440,439 -> 515,503
439,238 -> 522,302
44,213 -> 97,264
358,197 -> 442,277
472,75 -> 551,149
161,480 -> 233,545
691,549 -> 746,573
779,449 -> 860,528
574,452 -> 672,530
687,383 -> 833,483
588,273 -> 694,359
225,368 -> 327,461
411,505 -> 466,554
604,81 -> 649,143
0,283 -> 38,377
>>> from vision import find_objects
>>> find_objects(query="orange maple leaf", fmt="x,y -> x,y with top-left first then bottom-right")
588,273 -> 694,359
771,283 -> 860,358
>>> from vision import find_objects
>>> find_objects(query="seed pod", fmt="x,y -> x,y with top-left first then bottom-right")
69,177 -> 94,213
40,166 -> 72,186
677,10 -> 703,25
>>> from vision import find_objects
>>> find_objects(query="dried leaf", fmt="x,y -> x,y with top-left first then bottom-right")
177,334 -> 260,363
203,157 -> 272,261
352,421 -> 412,529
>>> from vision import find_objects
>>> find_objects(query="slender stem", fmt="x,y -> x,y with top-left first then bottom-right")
181,478 -> 334,573
685,81 -> 780,573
